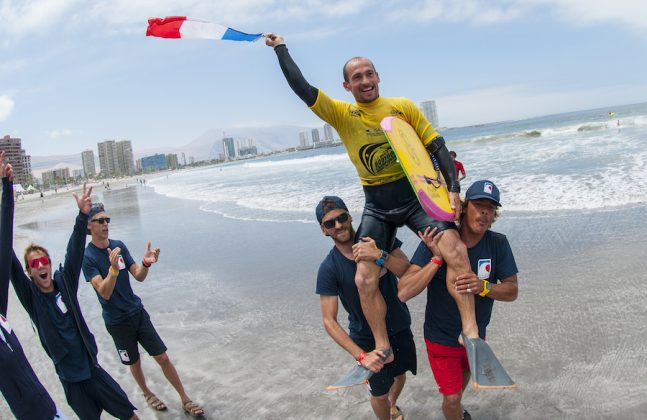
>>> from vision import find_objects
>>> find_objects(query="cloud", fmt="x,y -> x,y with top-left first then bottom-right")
435,83 -> 647,127
0,0 -> 80,35
50,128 -> 73,138
0,95 -> 15,121
532,0 -> 647,33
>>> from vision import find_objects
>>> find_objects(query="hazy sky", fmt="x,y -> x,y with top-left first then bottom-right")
1,0 -> 646,155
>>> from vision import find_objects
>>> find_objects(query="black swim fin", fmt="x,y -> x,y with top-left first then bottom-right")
461,334 -> 517,389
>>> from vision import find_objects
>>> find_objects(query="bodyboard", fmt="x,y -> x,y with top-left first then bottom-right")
462,334 -> 517,389
325,364 -> 373,390
381,117 -> 454,221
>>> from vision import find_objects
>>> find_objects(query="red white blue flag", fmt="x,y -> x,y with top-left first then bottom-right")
146,17 -> 263,42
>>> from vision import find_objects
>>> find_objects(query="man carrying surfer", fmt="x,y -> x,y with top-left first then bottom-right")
398,180 -> 519,419
265,34 -> 481,368
316,196 -> 415,420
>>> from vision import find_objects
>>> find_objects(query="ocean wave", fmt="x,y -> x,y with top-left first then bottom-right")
241,153 -> 350,169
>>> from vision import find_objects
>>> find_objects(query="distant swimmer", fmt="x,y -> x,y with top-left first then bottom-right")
265,33 -> 484,371
450,151 -> 466,182
316,196 -> 415,420
83,204 -> 205,417
399,180 -> 519,418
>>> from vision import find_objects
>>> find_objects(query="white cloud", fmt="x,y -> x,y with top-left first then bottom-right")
532,0 -> 647,32
0,94 -> 15,121
50,129 -> 72,138
0,0 -> 80,35
435,83 -> 647,127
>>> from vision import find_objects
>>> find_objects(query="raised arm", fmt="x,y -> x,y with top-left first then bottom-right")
87,246 -> 122,300
129,241 -> 160,282
397,228 -> 445,302
426,138 -> 461,217
1,156 -> 15,315
265,33 -> 319,106
62,183 -> 92,291
351,237 -> 411,278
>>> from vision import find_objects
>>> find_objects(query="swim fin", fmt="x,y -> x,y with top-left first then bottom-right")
325,363 -> 373,390
461,334 -> 517,389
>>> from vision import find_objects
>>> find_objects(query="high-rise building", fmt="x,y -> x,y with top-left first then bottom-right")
41,168 -> 70,188
223,137 -> 236,160
323,124 -> 334,141
97,140 -> 118,177
0,135 -> 32,186
299,131 -> 309,148
116,140 -> 135,176
81,149 -> 96,177
141,154 -> 167,171
180,152 -> 186,166
311,128 -> 320,144
166,154 -> 179,170
420,100 -> 439,128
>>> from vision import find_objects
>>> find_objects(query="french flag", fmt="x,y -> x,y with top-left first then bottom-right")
146,16 -> 263,42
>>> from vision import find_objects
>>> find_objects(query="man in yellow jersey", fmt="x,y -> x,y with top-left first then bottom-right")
266,34 -> 479,369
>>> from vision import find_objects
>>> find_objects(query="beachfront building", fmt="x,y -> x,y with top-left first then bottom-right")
180,152 -> 186,166
311,128 -> 320,144
98,139 -> 135,177
41,168 -> 70,188
223,137 -> 236,160
166,154 -> 179,170
238,138 -> 257,158
141,154 -> 167,172
323,124 -> 334,141
298,131 -> 309,148
0,135 -> 33,186
420,100 -> 439,128
81,149 -> 96,177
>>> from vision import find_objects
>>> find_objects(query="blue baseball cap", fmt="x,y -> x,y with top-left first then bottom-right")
465,180 -> 501,207
315,196 -> 348,223
88,202 -> 106,220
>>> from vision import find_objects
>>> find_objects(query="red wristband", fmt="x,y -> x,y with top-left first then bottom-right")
142,259 -> 151,268
356,352 -> 367,365
431,257 -> 444,266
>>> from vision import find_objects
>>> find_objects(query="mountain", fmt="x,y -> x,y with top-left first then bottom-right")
30,124 -> 324,175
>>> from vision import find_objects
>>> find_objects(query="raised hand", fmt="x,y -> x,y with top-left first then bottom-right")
0,151 -> 13,182
264,32 -> 284,48
108,247 -> 122,271
417,227 -> 444,262
72,183 -> 93,214
143,241 -> 160,266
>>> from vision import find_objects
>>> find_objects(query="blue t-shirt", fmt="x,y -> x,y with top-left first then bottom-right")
316,240 -> 411,341
82,239 -> 143,325
43,287 -> 91,382
411,230 -> 518,347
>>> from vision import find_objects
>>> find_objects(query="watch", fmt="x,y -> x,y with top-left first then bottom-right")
375,249 -> 389,266
478,280 -> 491,297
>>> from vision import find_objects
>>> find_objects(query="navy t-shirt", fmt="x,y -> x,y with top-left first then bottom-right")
83,239 -> 143,325
316,239 -> 411,341
43,287 -> 91,382
411,230 -> 518,347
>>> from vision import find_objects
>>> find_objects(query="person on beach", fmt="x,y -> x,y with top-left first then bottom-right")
397,180 -> 519,420
0,154 -> 64,419
8,180 -> 139,419
316,196 -> 416,420
266,33 -> 479,368
450,151 -> 466,182
82,204 -> 204,417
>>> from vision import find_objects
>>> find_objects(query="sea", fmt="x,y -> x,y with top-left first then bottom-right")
148,102 -> 647,221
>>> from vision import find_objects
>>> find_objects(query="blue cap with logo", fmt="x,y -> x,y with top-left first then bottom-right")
315,196 -> 348,223
465,180 -> 501,207
88,202 -> 106,219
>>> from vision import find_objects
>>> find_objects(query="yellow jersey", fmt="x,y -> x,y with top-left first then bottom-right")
310,90 -> 439,186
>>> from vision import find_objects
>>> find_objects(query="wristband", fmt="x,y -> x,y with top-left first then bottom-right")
431,257 -> 444,266
375,249 -> 389,267
108,266 -> 119,276
479,280 -> 491,297
142,259 -> 151,268
356,352 -> 367,365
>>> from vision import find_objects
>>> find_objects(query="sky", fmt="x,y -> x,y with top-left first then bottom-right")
1,0 -> 647,156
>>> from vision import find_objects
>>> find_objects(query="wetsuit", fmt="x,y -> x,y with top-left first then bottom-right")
273,45 -> 459,250
1,176 -> 58,419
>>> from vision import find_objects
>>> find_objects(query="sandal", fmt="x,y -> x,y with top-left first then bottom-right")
144,394 -> 167,411
391,405 -> 404,420
183,400 -> 205,417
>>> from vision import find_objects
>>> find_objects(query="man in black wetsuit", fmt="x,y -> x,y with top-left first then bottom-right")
265,34 -> 480,365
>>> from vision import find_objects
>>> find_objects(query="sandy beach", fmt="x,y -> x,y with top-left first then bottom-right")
1,184 -> 646,419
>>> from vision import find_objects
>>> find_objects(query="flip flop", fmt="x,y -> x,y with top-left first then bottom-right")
144,394 -> 167,411
183,400 -> 205,417
391,405 -> 404,420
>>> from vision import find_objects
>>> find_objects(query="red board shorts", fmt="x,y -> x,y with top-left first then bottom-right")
425,339 -> 469,395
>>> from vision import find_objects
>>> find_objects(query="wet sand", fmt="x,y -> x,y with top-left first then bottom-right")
2,185 -> 646,419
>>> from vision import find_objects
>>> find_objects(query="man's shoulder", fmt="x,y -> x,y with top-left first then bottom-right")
487,230 -> 510,246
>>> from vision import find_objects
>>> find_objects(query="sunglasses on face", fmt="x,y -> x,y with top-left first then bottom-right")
91,217 -> 111,224
29,256 -> 51,268
321,212 -> 349,229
